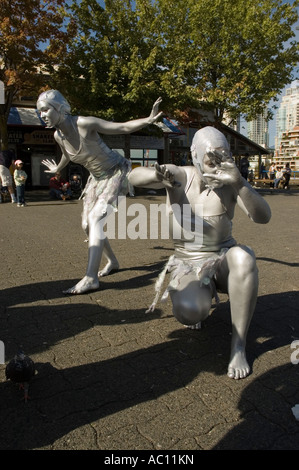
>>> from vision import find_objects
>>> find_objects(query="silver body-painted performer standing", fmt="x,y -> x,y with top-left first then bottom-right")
128,126 -> 271,380
37,90 -> 162,294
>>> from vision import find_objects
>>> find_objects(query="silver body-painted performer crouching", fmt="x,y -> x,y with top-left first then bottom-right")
128,126 -> 271,380
37,90 -> 162,294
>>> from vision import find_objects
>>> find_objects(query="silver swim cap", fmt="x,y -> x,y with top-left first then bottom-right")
37,90 -> 71,115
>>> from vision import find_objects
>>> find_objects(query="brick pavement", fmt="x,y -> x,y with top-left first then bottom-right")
0,189 -> 298,450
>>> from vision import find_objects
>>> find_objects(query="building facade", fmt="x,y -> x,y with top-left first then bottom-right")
5,101 -> 270,188
275,127 -> 299,173
247,109 -> 269,149
275,80 -> 299,172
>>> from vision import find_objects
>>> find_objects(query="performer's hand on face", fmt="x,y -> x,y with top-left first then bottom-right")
202,150 -> 242,188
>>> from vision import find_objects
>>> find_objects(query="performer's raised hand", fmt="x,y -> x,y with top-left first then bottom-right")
149,97 -> 163,124
42,158 -> 58,173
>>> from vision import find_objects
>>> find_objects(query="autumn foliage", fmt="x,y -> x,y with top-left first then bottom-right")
0,0 -> 76,149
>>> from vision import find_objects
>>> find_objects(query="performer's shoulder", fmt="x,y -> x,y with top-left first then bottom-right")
183,165 -> 197,178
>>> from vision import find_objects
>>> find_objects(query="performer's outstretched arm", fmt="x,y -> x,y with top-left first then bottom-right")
84,98 -> 163,135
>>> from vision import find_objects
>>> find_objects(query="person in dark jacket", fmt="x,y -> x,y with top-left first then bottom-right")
49,172 -> 72,200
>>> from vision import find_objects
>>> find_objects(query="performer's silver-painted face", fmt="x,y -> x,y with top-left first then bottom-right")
37,90 -> 71,128
37,101 -> 61,128
201,151 -> 226,188
191,127 -> 231,189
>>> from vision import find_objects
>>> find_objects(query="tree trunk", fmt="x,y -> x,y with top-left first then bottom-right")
0,114 -> 8,151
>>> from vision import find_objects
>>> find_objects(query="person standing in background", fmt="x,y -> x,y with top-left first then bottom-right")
13,160 -> 27,207
282,162 -> 291,189
268,162 -> 276,187
0,149 -> 17,204
240,154 -> 250,180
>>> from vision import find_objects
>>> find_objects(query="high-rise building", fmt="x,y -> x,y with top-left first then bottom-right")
275,80 -> 299,171
222,113 -> 241,132
247,109 -> 269,148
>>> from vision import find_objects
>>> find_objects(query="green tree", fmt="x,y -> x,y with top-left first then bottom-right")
153,0 -> 299,123
53,0 -> 163,120
61,0 -> 298,127
0,0 -> 76,150
46,0 -> 110,117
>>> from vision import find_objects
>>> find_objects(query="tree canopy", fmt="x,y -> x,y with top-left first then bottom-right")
51,0 -> 299,125
0,0 -> 298,147
0,0 -> 76,149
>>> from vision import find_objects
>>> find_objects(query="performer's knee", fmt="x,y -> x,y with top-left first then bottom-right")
229,246 -> 257,277
171,292 -> 211,326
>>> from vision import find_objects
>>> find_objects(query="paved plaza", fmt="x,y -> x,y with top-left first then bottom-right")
0,188 -> 298,450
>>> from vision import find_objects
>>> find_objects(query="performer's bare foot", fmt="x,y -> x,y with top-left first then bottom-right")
63,276 -> 99,294
227,348 -> 250,379
98,260 -> 119,277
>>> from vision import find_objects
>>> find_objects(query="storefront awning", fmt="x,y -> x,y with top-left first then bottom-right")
156,117 -> 185,135
7,107 -> 45,127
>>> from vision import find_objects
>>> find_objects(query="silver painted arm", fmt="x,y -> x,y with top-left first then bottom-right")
128,163 -> 182,189
86,98 -> 163,135
235,181 -> 272,224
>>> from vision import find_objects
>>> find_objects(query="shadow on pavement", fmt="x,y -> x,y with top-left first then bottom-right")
212,362 -> 299,450
257,256 -> 299,268
0,330 -> 223,449
0,283 -> 298,449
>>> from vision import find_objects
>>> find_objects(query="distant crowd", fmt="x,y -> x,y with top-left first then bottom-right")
257,160 -> 292,189
239,154 -> 292,189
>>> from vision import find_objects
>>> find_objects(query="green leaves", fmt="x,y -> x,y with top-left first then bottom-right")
1,0 -> 298,128
0,0 -> 77,149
